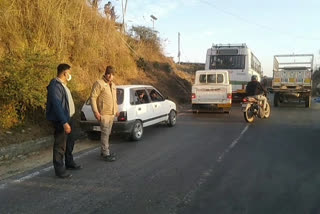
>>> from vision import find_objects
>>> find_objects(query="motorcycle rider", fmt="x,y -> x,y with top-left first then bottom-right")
245,75 -> 268,111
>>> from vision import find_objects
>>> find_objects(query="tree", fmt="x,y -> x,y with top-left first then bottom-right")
130,26 -> 159,44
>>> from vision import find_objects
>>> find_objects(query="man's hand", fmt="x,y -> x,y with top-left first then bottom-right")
94,112 -> 101,121
116,112 -> 120,117
63,123 -> 71,134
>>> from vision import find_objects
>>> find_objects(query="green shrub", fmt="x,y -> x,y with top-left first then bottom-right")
0,103 -> 20,129
0,50 -> 58,124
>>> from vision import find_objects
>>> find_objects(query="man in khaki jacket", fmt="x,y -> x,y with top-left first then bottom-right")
90,66 -> 119,161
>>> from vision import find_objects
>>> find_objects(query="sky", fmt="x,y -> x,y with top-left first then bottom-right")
101,0 -> 320,77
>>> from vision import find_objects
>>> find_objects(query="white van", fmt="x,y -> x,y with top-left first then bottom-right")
191,70 -> 232,113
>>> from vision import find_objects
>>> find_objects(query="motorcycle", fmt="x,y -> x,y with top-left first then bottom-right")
241,94 -> 271,123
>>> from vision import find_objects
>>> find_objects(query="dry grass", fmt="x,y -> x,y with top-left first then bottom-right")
0,0 -> 194,136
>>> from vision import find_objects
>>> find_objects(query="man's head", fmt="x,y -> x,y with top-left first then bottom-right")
57,63 -> 71,83
104,66 -> 115,82
251,75 -> 258,81
139,91 -> 145,99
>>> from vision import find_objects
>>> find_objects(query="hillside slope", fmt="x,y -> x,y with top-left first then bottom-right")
0,0 -> 192,145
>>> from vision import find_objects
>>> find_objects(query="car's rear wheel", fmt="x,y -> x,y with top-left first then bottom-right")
167,110 -> 177,127
130,120 -> 143,141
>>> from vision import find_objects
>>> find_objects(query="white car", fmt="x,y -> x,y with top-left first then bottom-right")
80,85 -> 177,141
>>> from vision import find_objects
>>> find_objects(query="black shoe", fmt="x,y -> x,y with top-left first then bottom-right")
102,155 -> 116,162
100,152 -> 116,157
66,163 -> 83,170
56,172 -> 72,179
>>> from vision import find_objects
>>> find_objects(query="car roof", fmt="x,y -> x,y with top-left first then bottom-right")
116,85 -> 153,89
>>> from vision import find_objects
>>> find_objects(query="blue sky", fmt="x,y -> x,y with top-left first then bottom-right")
101,0 -> 320,77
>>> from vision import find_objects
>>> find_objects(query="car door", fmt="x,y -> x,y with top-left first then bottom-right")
130,88 -> 153,126
146,87 -> 167,123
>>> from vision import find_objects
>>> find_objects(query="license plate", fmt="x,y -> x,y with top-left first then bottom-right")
93,126 -> 101,131
217,103 -> 231,108
242,104 -> 247,108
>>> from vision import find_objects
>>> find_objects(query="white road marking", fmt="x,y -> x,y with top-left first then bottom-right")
217,125 -> 249,162
0,147 -> 99,191
175,124 -> 250,212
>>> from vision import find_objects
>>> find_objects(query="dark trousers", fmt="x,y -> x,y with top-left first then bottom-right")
52,118 -> 75,175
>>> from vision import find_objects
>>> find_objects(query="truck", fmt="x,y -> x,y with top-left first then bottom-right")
272,54 -> 314,108
191,70 -> 232,113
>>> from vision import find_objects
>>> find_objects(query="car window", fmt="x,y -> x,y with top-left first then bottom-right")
117,89 -> 124,105
147,88 -> 164,102
130,89 -> 150,105
86,99 -> 91,105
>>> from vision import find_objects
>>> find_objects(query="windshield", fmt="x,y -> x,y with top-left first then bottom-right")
209,55 -> 245,69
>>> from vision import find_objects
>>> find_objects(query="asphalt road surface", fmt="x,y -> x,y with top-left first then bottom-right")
1,98 -> 320,214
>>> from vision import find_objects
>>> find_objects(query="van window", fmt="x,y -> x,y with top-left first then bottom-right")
217,74 -> 224,83
207,74 -> 216,83
199,74 -> 207,83
198,73 -> 224,84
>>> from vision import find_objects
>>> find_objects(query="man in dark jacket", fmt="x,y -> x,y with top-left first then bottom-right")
246,75 -> 268,110
46,64 -> 82,179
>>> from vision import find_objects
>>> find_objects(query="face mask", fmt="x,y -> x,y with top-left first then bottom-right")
66,73 -> 72,81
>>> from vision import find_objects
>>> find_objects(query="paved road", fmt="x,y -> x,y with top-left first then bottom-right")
1,98 -> 320,214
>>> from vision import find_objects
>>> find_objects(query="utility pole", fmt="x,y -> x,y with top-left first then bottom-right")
121,0 -> 128,33
178,32 -> 181,64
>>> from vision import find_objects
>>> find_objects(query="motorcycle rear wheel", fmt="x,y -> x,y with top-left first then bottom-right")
244,110 -> 255,123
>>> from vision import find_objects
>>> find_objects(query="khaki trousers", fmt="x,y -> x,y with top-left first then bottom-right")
100,115 -> 114,156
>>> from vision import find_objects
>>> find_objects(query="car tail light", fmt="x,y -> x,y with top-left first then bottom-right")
242,98 -> 248,103
80,111 -> 86,121
191,93 -> 196,99
117,111 -> 127,121
227,93 -> 232,99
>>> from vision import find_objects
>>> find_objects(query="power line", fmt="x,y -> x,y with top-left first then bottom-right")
198,0 -> 320,41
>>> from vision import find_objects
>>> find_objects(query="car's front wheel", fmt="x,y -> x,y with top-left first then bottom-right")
167,110 -> 177,127
130,120 -> 143,141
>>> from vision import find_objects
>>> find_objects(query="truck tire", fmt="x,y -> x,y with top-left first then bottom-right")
305,96 -> 311,108
274,93 -> 280,107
